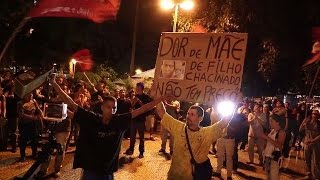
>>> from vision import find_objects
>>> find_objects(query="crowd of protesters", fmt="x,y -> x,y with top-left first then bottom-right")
0,69 -> 319,180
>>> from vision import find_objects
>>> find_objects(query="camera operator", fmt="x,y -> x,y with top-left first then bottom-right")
36,88 -> 72,178
50,75 -> 168,180
260,114 -> 286,180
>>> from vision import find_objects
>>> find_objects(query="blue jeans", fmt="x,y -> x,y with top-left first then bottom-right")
82,170 -> 114,180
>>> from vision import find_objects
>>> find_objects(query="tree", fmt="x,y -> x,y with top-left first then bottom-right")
178,0 -> 320,96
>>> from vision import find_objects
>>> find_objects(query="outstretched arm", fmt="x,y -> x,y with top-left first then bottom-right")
132,96 -> 165,119
50,76 -> 78,112
155,101 -> 166,119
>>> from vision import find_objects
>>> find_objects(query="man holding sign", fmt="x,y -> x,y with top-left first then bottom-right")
151,32 -> 247,179
155,101 -> 232,180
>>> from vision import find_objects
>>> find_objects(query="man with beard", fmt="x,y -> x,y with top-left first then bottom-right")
155,102 -> 230,180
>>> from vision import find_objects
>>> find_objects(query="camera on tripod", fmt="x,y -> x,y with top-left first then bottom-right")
14,102 -> 67,180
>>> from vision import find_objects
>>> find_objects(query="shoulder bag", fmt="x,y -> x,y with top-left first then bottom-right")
185,126 -> 212,180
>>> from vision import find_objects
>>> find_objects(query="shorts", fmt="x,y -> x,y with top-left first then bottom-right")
145,115 -> 155,131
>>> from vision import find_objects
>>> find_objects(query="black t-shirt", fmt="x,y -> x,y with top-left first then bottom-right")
226,113 -> 247,139
6,95 -> 20,118
116,98 -> 132,114
73,107 -> 132,175
133,93 -> 152,121
200,111 -> 211,127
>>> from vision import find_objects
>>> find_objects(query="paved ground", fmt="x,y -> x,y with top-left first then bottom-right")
0,134 -> 307,180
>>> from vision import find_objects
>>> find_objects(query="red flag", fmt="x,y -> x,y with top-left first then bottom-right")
29,0 -> 121,23
191,23 -> 207,33
303,27 -> 320,68
72,49 -> 93,72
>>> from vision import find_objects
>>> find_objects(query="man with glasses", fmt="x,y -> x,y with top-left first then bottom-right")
299,110 -> 320,180
49,76 -> 166,180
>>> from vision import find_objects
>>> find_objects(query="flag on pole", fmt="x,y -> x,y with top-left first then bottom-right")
29,0 -> 121,23
71,49 -> 94,72
303,27 -> 320,68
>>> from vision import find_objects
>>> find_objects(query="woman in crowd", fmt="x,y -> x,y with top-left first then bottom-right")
299,110 -> 320,180
261,114 -> 286,180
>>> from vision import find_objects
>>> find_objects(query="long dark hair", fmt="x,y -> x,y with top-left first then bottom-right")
270,114 -> 285,129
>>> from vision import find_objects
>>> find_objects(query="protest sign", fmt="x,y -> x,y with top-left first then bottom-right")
151,32 -> 248,105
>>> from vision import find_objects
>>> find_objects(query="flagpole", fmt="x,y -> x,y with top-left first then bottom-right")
129,0 -> 139,76
83,72 -> 94,85
305,62 -> 320,118
0,18 -> 30,64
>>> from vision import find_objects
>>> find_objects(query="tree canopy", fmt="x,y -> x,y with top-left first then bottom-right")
178,0 -> 320,96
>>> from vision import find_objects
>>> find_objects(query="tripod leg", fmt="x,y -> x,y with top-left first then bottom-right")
20,160 -> 42,180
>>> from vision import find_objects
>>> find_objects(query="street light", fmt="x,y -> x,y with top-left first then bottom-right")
135,68 -> 142,75
70,58 -> 77,78
160,0 -> 195,32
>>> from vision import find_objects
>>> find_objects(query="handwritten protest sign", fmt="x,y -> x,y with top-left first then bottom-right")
151,32 -> 248,105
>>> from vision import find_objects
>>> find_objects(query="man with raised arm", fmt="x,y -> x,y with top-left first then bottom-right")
155,101 -> 231,180
49,75 -> 167,180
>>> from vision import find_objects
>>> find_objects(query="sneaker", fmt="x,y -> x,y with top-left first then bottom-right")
18,157 -> 26,162
209,150 -> 216,155
301,174 -> 312,180
52,172 -> 61,178
159,149 -> 166,154
31,154 -> 38,160
227,177 -> 232,180
124,149 -> 134,155
138,154 -> 144,158
150,136 -> 156,141
212,172 -> 221,177
34,172 -> 45,179
280,167 -> 288,172
11,148 -> 17,153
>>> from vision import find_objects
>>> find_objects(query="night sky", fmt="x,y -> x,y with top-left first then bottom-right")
1,0 -> 174,73
1,0 -> 320,95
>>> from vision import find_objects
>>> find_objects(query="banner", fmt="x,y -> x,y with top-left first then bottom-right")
151,33 -> 248,105
29,0 -> 121,23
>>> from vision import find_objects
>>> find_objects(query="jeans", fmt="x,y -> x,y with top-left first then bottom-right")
82,170 -> 114,180
248,136 -> 265,163
7,117 -> 18,150
264,157 -> 279,180
160,125 -> 173,152
129,121 -> 145,153
304,143 -> 320,178
217,138 -> 235,177
40,131 -> 70,173
18,122 -> 38,158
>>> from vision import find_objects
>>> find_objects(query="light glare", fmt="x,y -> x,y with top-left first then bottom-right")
71,59 -> 77,65
180,0 -> 194,10
135,69 -> 142,75
217,101 -> 235,117
160,0 -> 175,10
